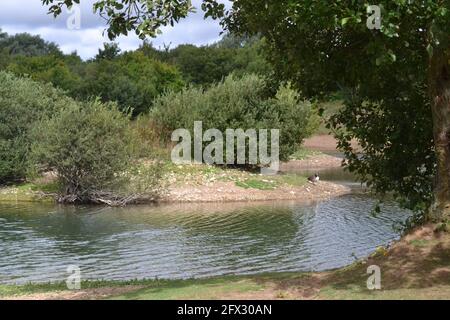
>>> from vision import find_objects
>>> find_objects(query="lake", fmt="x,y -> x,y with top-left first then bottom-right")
0,182 -> 411,284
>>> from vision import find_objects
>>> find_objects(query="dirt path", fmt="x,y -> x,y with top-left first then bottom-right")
303,134 -> 360,153
280,154 -> 343,171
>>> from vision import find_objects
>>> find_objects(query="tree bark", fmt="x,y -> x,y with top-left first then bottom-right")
429,48 -> 450,221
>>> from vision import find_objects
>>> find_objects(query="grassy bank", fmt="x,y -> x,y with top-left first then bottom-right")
0,155 -> 333,204
2,223 -> 449,300
164,162 -> 308,190
0,182 -> 57,203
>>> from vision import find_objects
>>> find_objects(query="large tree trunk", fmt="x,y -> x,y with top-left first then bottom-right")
429,48 -> 450,221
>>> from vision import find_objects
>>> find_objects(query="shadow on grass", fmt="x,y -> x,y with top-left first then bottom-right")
268,226 -> 450,299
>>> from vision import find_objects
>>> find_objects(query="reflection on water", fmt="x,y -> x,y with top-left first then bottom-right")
0,195 -> 411,284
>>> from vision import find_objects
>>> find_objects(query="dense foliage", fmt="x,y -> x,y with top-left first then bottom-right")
6,54 -> 82,94
0,29 -> 270,115
152,74 -> 314,162
76,51 -> 185,115
0,31 -> 62,57
29,99 -> 131,201
140,35 -> 272,86
0,71 -> 72,182
214,0 -> 448,217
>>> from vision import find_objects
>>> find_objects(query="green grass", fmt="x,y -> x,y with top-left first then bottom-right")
276,174 -> 307,187
0,282 -> 76,297
164,162 -> 223,176
289,148 -> 323,160
235,174 -> 307,190
165,162 -> 307,191
0,279 -> 167,298
235,179 -> 277,190
6,267 -> 450,300
0,276 -> 266,300
0,182 -> 56,203
409,239 -> 431,248
111,277 -> 264,300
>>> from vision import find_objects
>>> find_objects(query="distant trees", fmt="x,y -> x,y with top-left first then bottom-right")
0,29 -> 272,116
77,50 -> 185,115
6,55 -> 82,95
0,30 -> 62,57
95,42 -> 121,61
0,32 -> 186,116
139,35 -> 272,87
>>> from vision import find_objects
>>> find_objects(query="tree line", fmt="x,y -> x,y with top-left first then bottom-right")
0,30 -> 270,116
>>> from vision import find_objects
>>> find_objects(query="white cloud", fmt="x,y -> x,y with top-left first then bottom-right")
0,0 -> 225,59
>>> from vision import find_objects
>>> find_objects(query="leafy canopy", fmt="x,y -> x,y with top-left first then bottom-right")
42,0 -> 199,39
219,0 -> 449,212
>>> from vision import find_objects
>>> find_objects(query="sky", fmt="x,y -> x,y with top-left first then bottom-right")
0,0 -> 226,59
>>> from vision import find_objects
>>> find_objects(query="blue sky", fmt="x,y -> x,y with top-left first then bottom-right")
0,0 -> 226,59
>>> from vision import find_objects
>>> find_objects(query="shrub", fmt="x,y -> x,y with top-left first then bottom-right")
29,99 -> 164,204
151,74 -> 313,162
0,71 -> 71,183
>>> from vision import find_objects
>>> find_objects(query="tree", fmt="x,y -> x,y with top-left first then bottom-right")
30,99 -> 165,205
151,74 -> 313,162
0,31 -> 62,56
30,99 -> 132,203
219,1 -> 450,221
139,36 -> 272,86
77,51 -> 185,115
6,54 -> 82,94
95,42 -> 121,61
42,0 -> 450,220
0,71 -> 72,183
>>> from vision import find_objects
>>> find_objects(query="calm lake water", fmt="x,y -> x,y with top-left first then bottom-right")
0,188 -> 411,284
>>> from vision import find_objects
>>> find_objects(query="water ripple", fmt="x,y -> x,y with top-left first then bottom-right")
0,194 -> 411,284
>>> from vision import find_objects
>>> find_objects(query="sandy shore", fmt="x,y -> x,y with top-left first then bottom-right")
161,150 -> 350,203
161,180 -> 350,203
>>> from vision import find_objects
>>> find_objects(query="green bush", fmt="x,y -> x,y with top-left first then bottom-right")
0,71 -> 72,183
151,74 -> 313,162
29,99 -> 162,204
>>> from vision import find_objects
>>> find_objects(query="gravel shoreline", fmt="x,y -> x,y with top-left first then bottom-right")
161,152 -> 350,203
161,180 -> 351,203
